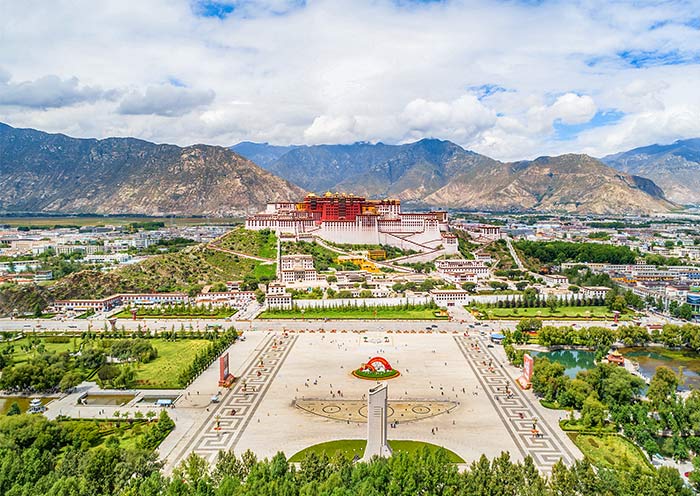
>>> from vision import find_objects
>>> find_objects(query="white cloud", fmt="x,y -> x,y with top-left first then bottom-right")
0,0 -> 699,159
400,94 -> 497,143
304,115 -> 359,144
548,93 -> 597,125
118,85 -> 215,117
0,73 -> 109,109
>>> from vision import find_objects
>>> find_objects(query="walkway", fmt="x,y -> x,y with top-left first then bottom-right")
206,242 -> 276,263
164,332 -> 298,469
504,236 -> 526,271
454,335 -> 576,472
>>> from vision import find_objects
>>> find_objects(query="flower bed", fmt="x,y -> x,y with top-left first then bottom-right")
352,368 -> 400,380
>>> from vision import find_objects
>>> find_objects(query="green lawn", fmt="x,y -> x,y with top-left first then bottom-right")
2,336 -> 83,364
475,305 -> 634,321
132,339 -> 213,388
259,307 -> 447,320
254,263 -> 277,279
217,227 -> 278,259
288,439 -> 464,463
112,309 -> 236,319
569,434 -> 653,474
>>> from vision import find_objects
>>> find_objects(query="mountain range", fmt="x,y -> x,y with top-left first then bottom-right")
602,138 -> 700,205
0,123 -> 304,216
233,139 -> 676,215
0,121 -> 691,216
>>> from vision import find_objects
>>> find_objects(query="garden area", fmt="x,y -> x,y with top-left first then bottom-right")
506,333 -> 700,465
568,434 -> 654,475
0,329 -> 239,391
55,411 -> 174,451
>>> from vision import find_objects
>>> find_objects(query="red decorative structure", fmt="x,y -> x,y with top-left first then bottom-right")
353,356 -> 400,380
218,352 -> 235,387
363,356 -> 393,372
516,354 -> 534,390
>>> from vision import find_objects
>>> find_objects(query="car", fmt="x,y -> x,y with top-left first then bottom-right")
487,344 -> 494,348
431,324 -> 438,329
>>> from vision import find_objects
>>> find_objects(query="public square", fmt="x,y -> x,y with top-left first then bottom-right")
164,329 -> 579,472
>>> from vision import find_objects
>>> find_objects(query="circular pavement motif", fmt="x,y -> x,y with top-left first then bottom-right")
411,405 -> 431,415
322,405 -> 341,414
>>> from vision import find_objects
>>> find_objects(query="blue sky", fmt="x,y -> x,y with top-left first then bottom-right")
1,0 -> 700,160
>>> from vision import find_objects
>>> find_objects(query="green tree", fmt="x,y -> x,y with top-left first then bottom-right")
461,282 -> 477,293
581,393 -> 606,428
6,401 -> 21,416
647,366 -> 679,408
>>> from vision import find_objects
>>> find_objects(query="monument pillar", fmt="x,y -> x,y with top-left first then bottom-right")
363,383 -> 392,460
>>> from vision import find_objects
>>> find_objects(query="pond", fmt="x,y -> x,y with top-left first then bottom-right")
0,396 -> 56,415
618,347 -> 700,391
80,394 -> 135,406
138,394 -> 180,405
530,350 -> 596,378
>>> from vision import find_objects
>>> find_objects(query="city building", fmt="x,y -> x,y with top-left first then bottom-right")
194,291 -> 256,307
688,291 -> 700,319
279,255 -> 319,283
580,286 -> 612,299
542,274 -> 569,287
265,282 -> 293,310
430,289 -> 471,307
434,259 -> 490,281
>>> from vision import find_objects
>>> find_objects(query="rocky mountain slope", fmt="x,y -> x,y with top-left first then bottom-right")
231,141 -> 299,168
235,139 -> 675,214
602,138 -> 700,205
0,123 -> 304,216
425,154 -> 674,214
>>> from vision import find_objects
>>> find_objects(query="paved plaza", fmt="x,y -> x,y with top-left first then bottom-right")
162,329 -> 581,473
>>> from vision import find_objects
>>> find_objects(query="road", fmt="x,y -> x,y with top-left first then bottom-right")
0,315 -> 648,334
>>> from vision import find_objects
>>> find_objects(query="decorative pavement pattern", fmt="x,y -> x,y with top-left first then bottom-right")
295,399 -> 459,423
454,335 -> 576,472
170,333 -> 298,466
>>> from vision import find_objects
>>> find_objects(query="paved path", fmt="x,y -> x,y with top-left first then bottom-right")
165,332 -> 298,469
454,335 -> 576,472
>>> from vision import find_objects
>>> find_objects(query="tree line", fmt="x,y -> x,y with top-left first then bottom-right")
515,240 -> 637,266
1,411 -> 694,496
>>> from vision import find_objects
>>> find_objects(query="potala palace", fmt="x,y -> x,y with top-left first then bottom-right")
245,193 -> 457,254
